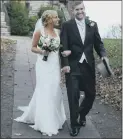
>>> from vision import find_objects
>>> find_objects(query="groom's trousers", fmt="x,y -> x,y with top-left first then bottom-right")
65,60 -> 96,127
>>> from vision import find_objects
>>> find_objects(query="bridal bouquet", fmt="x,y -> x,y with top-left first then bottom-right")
38,35 -> 62,61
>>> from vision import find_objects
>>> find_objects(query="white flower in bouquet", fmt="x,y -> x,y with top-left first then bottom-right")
43,37 -> 51,47
38,36 -> 62,61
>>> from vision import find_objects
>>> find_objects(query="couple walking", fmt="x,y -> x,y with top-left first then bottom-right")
14,1 -> 107,137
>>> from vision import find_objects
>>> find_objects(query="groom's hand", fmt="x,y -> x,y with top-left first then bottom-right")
101,56 -> 107,61
61,66 -> 70,73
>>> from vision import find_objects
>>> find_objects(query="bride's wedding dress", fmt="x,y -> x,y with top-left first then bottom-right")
14,28 -> 66,136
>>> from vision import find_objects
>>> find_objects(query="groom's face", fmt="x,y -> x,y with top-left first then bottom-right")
73,3 -> 85,20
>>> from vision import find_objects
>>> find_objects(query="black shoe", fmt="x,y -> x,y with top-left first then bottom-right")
70,127 -> 80,137
79,117 -> 86,127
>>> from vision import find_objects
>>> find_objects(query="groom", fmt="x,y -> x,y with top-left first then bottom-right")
60,1 -> 107,137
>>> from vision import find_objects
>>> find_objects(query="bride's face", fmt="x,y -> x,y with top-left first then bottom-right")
51,13 -> 60,26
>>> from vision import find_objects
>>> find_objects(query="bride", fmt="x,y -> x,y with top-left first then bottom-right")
14,10 -> 67,136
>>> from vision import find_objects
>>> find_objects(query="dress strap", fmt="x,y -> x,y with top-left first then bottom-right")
54,29 -> 60,37
40,26 -> 45,36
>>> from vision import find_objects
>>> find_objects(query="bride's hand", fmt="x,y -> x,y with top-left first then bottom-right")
38,49 -> 45,55
61,50 -> 71,57
38,43 -> 49,55
39,50 -> 49,56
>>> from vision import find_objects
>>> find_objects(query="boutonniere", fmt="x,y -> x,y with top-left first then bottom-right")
85,17 -> 95,27
90,22 -> 95,27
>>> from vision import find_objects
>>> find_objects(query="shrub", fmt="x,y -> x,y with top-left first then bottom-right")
37,6 -> 55,18
57,9 -> 65,29
6,1 -> 29,36
28,16 -> 38,32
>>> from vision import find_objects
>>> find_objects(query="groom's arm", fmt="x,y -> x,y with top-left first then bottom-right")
60,22 -> 69,68
94,22 -> 107,58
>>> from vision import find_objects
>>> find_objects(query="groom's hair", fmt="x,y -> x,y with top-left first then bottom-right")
71,1 -> 84,9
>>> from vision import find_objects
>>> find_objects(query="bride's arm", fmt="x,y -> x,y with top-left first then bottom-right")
61,50 -> 71,57
56,28 -> 71,57
31,31 -> 44,54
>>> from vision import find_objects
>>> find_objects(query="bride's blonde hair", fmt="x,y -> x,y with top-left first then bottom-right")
41,10 -> 58,27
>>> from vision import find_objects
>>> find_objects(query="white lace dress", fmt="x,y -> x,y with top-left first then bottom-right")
14,29 -> 66,136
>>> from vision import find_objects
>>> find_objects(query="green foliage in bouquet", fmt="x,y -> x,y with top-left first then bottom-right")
38,35 -> 62,61
38,36 -> 62,52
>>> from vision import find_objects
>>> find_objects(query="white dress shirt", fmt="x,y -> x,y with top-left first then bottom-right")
75,18 -> 88,63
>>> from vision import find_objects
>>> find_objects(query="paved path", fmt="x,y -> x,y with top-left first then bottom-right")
9,36 -> 101,138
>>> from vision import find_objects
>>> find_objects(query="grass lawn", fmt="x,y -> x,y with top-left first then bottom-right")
95,39 -> 122,110
103,39 -> 122,68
